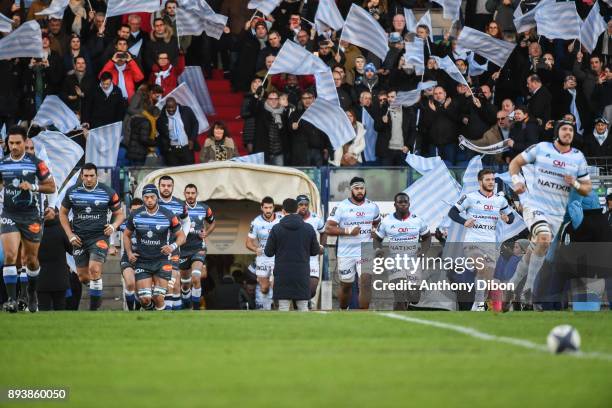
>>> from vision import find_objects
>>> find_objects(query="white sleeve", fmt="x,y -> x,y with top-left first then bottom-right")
247,221 -> 257,239
419,219 -> 429,235
576,155 -> 590,180
317,216 -> 325,232
373,203 -> 381,222
454,194 -> 471,213
498,197 -> 512,215
328,204 -> 343,224
521,143 -> 539,164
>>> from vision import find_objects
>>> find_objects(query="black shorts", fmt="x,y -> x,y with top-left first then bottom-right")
179,249 -> 207,271
0,211 -> 43,243
120,253 -> 135,272
134,260 -> 173,281
73,237 -> 110,268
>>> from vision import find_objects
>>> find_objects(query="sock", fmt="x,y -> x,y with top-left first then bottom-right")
525,254 -> 545,293
26,267 -> 39,294
191,287 -> 202,309
124,290 -> 136,311
278,299 -> 290,311
164,295 -> 173,310
510,256 -> 529,287
296,300 -> 309,312
89,279 -> 103,311
474,280 -> 487,303
172,295 -> 182,310
181,277 -> 191,304
18,269 -> 28,299
3,265 -> 18,300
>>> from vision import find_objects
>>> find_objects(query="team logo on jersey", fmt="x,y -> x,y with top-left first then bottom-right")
198,215 -> 203,220
22,170 -> 31,176
156,225 -> 161,230
94,200 -> 102,206
11,179 -> 19,188
484,204 -> 494,210
553,160 -> 566,168
85,206 -> 92,214
147,230 -> 153,238
355,211 -> 366,217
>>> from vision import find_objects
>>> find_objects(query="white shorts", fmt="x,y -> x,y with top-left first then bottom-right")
255,256 -> 274,278
462,244 -> 498,269
522,207 -> 564,238
337,257 -> 370,283
309,256 -> 320,279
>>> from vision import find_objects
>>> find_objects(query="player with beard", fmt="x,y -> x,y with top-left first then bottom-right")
448,170 -> 514,311
375,193 -> 431,311
157,176 -> 191,310
246,196 -> 282,310
296,195 -> 326,299
124,184 -> 186,311
60,163 -> 125,311
509,120 -> 591,305
1,127 -> 56,313
326,177 -> 380,309
180,184 -> 216,310
117,198 -> 143,311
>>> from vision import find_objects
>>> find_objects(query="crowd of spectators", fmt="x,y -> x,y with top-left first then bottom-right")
0,1 -> 611,169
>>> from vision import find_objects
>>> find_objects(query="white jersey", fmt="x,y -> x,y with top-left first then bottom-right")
376,212 -> 429,255
328,198 -> 380,258
454,191 -> 512,243
303,212 -> 325,269
521,142 -> 590,217
248,212 -> 282,264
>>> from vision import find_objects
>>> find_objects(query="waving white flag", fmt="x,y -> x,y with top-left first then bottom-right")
340,4 -> 389,60
579,3 -> 607,54
0,20 -> 43,60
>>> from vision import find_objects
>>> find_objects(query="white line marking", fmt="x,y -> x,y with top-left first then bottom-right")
380,312 -> 612,362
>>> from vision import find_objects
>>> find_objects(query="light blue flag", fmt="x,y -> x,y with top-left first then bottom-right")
362,107 -> 377,162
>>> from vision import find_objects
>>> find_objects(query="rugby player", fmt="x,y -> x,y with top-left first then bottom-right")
246,196 -> 281,310
181,184 -> 215,310
296,194 -> 326,299
1,126 -> 56,313
448,169 -> 514,311
374,193 -> 430,311
60,163 -> 125,311
157,175 -> 191,310
325,177 -> 380,310
118,198 -> 143,311
124,184 -> 186,311
509,120 -> 591,303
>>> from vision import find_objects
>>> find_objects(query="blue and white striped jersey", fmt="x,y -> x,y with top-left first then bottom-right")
454,191 -> 512,243
521,142 -> 589,216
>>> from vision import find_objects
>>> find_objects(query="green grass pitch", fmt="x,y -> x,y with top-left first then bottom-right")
1,311 -> 611,407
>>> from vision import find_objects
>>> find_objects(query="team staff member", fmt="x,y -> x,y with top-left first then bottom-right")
180,184 -> 216,310
124,184 -> 186,311
60,163 -> 125,311
1,126 -> 56,313
326,177 -> 380,310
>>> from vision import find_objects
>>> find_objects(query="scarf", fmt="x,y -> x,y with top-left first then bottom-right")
214,139 -> 228,161
142,110 -> 158,141
264,103 -> 284,128
593,129 -> 609,146
567,88 -> 583,134
114,63 -> 128,99
69,1 -> 86,36
167,106 -> 189,146
101,82 -> 114,97
155,65 -> 173,86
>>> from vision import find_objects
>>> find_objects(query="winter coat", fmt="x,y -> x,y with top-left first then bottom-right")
200,137 -> 238,163
264,213 -> 319,301
99,59 -> 145,101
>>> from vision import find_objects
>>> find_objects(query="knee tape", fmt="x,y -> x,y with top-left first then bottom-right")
153,286 -> 167,297
531,222 -> 552,241
137,288 -> 152,299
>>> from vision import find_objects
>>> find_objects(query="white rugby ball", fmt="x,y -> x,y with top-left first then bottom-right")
546,325 -> 581,354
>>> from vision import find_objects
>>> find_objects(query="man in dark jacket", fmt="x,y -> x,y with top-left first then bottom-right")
264,198 -> 320,311
157,98 -> 198,166
503,106 -> 540,161
83,72 -> 126,129
375,90 -> 416,164
419,86 -> 460,165
288,91 -> 330,166
526,74 -> 552,126
37,207 -> 72,311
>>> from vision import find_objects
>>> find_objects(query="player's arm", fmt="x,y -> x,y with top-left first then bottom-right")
419,231 -> 432,256
59,204 -> 82,247
201,207 -> 216,239
499,204 -> 515,224
325,220 -> 359,236
572,178 -> 592,196
449,195 -> 474,227
162,216 -> 186,255
509,147 -> 535,194
28,160 -> 56,194
123,224 -> 138,263
105,194 -> 125,236
246,222 -> 263,255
